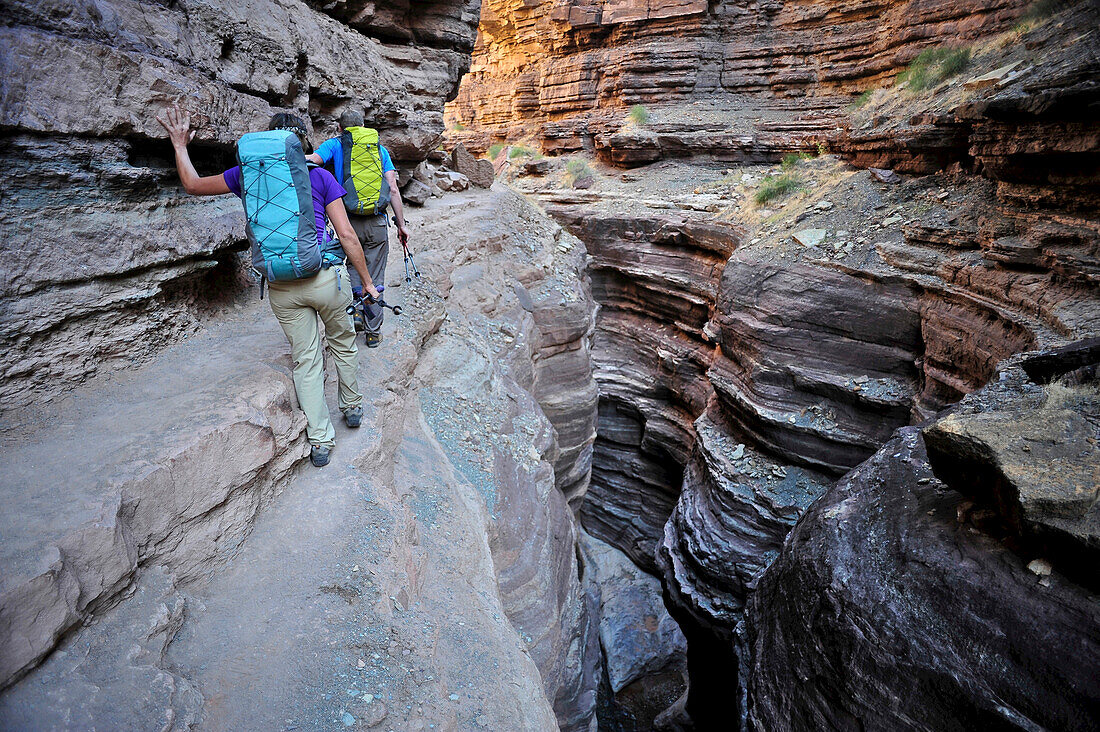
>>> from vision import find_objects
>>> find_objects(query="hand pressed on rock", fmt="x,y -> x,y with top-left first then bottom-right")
156,105 -> 196,148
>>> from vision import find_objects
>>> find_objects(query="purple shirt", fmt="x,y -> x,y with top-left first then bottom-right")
223,165 -> 345,248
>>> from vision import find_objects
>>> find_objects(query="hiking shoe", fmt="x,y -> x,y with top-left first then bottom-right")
365,332 -> 382,349
310,444 -> 331,467
344,405 -> 362,428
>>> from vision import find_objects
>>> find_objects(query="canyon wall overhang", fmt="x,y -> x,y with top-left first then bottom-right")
0,0 -> 480,415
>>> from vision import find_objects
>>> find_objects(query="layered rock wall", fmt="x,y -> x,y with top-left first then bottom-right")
544,206 -> 739,571
447,0 -> 1030,161
527,2 -> 1100,726
0,186 -> 605,729
0,0 -> 477,416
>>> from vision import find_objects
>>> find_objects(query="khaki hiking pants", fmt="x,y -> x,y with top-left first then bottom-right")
347,212 -> 389,335
268,266 -> 361,449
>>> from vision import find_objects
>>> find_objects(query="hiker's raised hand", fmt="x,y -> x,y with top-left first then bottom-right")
156,105 -> 195,148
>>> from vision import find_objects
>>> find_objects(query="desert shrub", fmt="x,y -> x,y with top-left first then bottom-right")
850,89 -> 874,109
564,158 -> 596,187
938,48 -> 971,79
628,105 -> 650,125
488,143 -> 504,160
509,144 -> 537,159
450,121 -> 466,131
565,159 -> 589,175
753,173 -> 802,205
781,152 -> 813,170
898,46 -> 971,92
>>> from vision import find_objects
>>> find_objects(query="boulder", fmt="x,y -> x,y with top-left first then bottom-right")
791,228 -> 826,247
581,533 -> 686,693
745,343 -> 1100,731
923,369 -> 1100,580
869,167 -> 901,184
413,160 -> 437,185
401,179 -> 431,206
436,171 -> 471,192
524,159 -> 553,176
581,532 -> 687,729
451,143 -> 495,188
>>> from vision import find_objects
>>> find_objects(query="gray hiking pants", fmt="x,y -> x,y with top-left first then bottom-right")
347,212 -> 389,335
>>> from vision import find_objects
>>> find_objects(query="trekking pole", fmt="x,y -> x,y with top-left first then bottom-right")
402,241 -> 421,283
393,215 -> 421,283
347,292 -> 403,318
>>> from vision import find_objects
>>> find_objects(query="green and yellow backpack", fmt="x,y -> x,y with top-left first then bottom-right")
340,126 -> 391,215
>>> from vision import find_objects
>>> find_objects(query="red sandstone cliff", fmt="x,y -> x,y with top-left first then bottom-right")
447,0 -> 1031,161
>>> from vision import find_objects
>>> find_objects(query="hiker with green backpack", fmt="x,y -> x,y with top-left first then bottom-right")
307,109 -> 410,349
156,106 -> 381,468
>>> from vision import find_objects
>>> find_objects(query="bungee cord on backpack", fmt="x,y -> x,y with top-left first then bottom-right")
347,139 -> 383,213
241,155 -> 301,262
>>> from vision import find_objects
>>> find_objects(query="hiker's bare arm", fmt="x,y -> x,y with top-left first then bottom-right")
305,153 -> 323,166
326,200 -> 380,299
156,106 -> 230,196
385,170 -> 410,245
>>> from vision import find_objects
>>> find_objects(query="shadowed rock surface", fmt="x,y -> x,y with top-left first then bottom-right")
580,531 -> 687,729
746,341 -> 1100,731
0,188 -> 600,730
0,0 -> 478,414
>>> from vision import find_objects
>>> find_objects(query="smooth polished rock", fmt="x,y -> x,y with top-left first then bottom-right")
745,344 -> 1100,731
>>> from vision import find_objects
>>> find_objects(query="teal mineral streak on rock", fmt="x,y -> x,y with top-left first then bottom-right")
421,388 -> 499,516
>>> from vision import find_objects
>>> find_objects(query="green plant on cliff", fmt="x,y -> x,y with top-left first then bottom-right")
488,143 -> 504,160
565,157 -> 596,187
509,144 -> 537,159
898,46 -> 972,92
849,89 -> 874,109
754,173 -> 802,205
1013,0 -> 1066,32
1023,0 -> 1066,21
449,120 -> 467,131
781,152 -> 812,170
628,105 -> 650,125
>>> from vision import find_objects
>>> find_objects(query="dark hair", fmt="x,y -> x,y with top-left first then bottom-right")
338,109 -> 365,129
268,112 -> 314,154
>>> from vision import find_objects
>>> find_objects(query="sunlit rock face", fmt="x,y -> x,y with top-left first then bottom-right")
0,0 -> 478,414
446,0 -> 1030,161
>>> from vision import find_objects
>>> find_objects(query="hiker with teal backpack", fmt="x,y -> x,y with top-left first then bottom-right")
307,109 -> 410,349
156,106 -> 380,468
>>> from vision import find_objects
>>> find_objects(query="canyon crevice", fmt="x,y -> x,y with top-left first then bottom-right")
449,0 -> 1099,727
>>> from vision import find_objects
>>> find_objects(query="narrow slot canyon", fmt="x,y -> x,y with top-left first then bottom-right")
0,0 -> 1097,730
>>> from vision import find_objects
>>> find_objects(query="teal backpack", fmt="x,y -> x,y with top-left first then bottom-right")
237,130 -> 340,282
